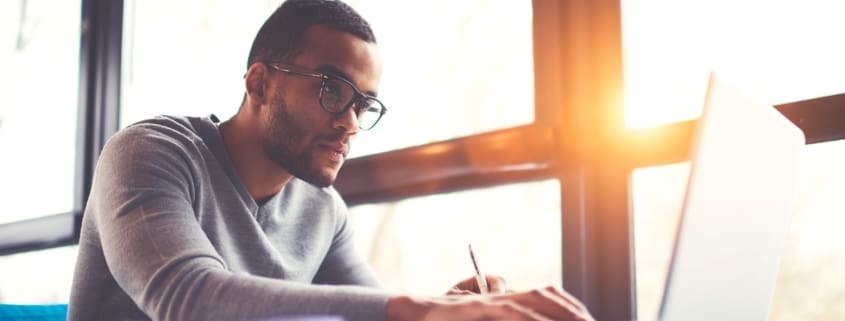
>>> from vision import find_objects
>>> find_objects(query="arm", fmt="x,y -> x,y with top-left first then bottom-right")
90,126 -> 389,321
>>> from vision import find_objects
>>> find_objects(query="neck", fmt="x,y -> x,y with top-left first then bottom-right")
219,112 -> 293,202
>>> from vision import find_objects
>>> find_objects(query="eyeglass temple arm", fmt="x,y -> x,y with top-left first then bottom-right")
242,63 -> 327,80
267,63 -> 326,79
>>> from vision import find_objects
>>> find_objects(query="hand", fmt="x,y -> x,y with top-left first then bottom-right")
419,299 -> 549,321
446,274 -> 509,295
387,286 -> 595,321
492,286 -> 594,321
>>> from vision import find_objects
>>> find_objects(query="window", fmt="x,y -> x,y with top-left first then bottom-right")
633,142 -> 845,321
0,246 -> 78,303
622,0 -> 845,129
341,0 -> 543,293
350,180 -> 561,294
344,0 -> 534,156
120,0 -> 534,157
0,0 -> 81,302
624,1 -> 845,319
120,0 -> 273,127
631,163 -> 689,321
769,141 -> 845,321
0,0 -> 80,224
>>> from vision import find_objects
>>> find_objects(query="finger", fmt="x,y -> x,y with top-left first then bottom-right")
515,285 -> 589,315
499,288 -> 589,321
450,277 -> 478,293
543,286 -> 589,313
536,287 -> 592,320
428,301 -> 554,321
485,275 -> 509,294
479,302 -> 555,321
446,288 -> 476,296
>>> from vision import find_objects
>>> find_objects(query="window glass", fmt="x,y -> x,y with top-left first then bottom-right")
622,0 -> 845,128
349,180 -> 561,294
769,141 -> 845,321
626,2 -> 845,318
0,0 -> 80,224
120,0 -> 272,126
631,163 -> 689,321
0,246 -> 78,303
633,141 -> 845,320
342,0 -> 534,157
120,0 -> 534,157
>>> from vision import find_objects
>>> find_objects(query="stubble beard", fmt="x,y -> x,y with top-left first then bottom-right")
261,91 -> 338,188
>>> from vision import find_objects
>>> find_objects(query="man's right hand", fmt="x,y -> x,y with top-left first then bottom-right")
386,286 -> 595,321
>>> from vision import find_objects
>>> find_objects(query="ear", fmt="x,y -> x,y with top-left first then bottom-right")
244,63 -> 271,106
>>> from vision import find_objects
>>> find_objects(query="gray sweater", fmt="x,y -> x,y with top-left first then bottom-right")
68,116 -> 391,321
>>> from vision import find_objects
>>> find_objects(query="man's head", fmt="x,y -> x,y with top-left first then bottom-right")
247,0 -> 376,69
241,0 -> 382,188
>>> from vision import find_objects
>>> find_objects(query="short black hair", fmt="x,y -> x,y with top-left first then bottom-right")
246,0 -> 376,69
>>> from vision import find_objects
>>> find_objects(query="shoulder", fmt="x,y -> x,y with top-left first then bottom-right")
97,116 -> 217,180
103,116 -> 214,159
88,117 -> 214,211
110,116 -> 204,147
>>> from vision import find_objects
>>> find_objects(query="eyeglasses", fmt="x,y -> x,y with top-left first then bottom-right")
265,62 -> 387,130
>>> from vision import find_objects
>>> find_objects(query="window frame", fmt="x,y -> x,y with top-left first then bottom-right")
0,0 -> 123,255
336,1 -> 845,320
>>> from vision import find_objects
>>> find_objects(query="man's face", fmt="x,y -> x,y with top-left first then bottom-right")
260,25 -> 382,187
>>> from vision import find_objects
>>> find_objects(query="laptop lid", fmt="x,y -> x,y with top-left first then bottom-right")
658,73 -> 805,321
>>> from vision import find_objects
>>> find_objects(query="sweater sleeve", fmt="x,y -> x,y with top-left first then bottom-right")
88,125 -> 391,321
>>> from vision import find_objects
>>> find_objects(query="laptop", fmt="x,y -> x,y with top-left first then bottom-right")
657,73 -> 805,321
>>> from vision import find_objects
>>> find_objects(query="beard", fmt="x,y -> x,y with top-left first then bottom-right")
260,90 -> 343,187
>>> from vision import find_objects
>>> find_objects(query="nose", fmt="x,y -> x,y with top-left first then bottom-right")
331,103 -> 360,134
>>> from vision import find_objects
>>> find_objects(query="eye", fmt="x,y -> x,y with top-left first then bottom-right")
323,79 -> 342,95
321,80 -> 346,110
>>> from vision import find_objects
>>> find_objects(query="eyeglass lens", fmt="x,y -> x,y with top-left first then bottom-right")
320,78 -> 383,130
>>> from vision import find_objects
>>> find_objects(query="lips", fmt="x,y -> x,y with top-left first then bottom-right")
316,141 -> 348,161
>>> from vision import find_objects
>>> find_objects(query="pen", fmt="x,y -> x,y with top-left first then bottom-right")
468,244 -> 490,294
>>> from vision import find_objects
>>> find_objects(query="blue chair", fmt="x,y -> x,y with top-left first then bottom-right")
0,304 -> 67,321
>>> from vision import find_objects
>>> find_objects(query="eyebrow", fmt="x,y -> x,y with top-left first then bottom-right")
315,65 -> 379,97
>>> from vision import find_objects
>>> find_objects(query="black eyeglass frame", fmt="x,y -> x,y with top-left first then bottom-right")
265,62 -> 387,130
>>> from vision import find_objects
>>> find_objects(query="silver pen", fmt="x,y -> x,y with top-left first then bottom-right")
468,244 -> 489,294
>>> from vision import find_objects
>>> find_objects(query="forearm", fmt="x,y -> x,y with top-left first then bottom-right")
386,295 -> 430,321
138,261 -> 390,321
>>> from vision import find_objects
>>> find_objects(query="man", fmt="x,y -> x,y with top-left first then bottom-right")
68,1 -> 595,321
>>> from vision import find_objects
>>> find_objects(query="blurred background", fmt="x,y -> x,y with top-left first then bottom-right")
1,0 -> 843,320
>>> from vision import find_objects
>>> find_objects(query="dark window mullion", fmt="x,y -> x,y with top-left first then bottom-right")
776,93 -> 845,144
0,213 -> 76,256
532,0 -> 634,320
336,125 -> 559,206
74,0 -> 123,239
